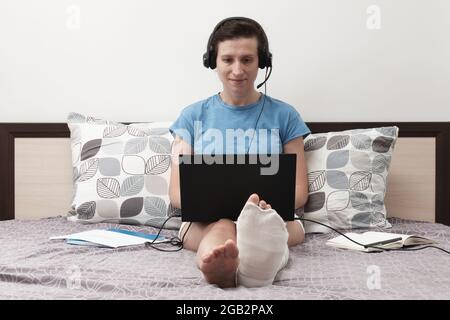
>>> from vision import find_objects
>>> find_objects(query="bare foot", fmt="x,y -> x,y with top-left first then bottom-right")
199,239 -> 239,288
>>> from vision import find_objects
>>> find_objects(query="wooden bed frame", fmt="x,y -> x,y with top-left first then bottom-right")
0,122 -> 449,226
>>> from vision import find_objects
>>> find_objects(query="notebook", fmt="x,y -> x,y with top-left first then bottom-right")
326,231 -> 437,252
178,154 -> 297,222
50,228 -> 166,248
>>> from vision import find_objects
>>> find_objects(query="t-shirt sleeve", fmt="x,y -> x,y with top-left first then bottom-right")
282,108 -> 310,145
169,111 -> 194,147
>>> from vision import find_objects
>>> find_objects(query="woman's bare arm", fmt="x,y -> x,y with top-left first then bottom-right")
282,136 -> 309,209
169,135 -> 194,208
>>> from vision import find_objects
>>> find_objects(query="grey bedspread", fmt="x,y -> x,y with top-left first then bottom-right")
1,216 -> 449,300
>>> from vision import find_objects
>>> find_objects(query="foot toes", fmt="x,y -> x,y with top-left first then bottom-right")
259,200 -> 267,209
247,193 -> 260,205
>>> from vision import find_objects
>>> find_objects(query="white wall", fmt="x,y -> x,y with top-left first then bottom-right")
1,0 -> 449,123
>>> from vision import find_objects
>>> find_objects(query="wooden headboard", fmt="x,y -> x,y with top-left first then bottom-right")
1,122 -> 449,226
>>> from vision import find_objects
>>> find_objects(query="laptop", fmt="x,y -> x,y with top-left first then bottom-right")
179,154 -> 296,222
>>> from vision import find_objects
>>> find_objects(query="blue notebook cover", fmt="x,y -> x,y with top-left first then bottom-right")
107,228 -> 165,242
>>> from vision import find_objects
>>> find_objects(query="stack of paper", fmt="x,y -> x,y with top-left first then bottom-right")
50,228 -> 166,248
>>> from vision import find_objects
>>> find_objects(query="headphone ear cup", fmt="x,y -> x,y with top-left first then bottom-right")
203,52 -> 210,68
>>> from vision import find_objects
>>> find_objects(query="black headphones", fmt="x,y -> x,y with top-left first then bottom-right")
202,17 -> 273,70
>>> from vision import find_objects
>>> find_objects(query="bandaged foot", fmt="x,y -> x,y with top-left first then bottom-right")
236,194 -> 289,287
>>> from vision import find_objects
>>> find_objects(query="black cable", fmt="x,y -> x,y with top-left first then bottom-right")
247,67 -> 269,155
297,217 -> 450,255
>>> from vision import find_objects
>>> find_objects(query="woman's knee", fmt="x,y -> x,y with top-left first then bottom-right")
210,218 -> 236,234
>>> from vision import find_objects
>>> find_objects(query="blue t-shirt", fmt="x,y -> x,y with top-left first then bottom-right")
170,93 -> 310,154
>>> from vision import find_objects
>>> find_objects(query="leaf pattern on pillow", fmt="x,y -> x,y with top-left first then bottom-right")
349,171 -> 371,191
103,125 -> 127,138
326,150 -> 349,169
149,128 -> 170,135
120,197 -> 144,218
371,194 -> 385,212
326,135 -> 349,150
326,170 -> 348,189
145,155 -> 171,175
97,178 -> 120,198
76,201 -> 96,219
350,151 -> 371,171
124,138 -> 147,154
308,170 -> 326,192
351,211 -> 387,228
372,154 -> 390,174
349,191 -> 370,211
372,136 -> 394,153
304,136 -> 326,152
304,192 -> 325,213
376,127 -> 397,137
127,127 -> 148,137
351,134 -> 371,150
144,197 -> 167,217
148,136 -> 171,154
326,190 -> 350,211
370,173 -> 386,195
81,139 -> 102,161
78,158 -> 99,182
120,176 -> 144,197
67,112 -> 86,123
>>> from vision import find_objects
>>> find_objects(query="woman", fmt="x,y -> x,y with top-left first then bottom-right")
169,17 -> 310,288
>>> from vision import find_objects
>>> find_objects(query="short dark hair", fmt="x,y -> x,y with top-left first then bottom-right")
210,18 -> 269,60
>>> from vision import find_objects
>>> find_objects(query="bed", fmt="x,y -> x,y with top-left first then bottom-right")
0,122 -> 449,300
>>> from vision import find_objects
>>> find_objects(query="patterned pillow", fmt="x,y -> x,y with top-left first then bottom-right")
67,113 -> 181,229
300,126 -> 399,233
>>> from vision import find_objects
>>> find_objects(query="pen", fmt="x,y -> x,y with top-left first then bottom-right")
364,237 -> 403,248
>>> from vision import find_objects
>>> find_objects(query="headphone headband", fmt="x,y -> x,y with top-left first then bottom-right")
203,17 -> 272,70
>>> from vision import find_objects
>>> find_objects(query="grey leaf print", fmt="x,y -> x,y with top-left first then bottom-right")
148,136 -> 171,154
326,150 -> 349,169
351,211 -> 387,228
308,170 -> 326,192
349,171 -> 372,191
326,135 -> 350,150
144,197 -> 167,217
349,191 -> 370,211
124,137 -> 147,154
149,128 -> 170,135
67,112 -> 86,123
76,201 -> 96,219
351,134 -> 371,150
304,136 -> 326,152
350,151 -> 371,171
372,136 -> 394,153
103,125 -> 127,138
86,116 -> 107,124
326,190 -> 350,211
372,154 -> 390,174
371,173 -> 386,194
304,192 -> 325,213
97,178 -> 120,198
81,139 -> 102,161
326,170 -> 348,189
120,197 -> 144,218
376,127 -> 397,137
145,155 -> 171,175
127,126 -> 148,137
78,158 -> 99,182
120,176 -> 144,197
371,194 -> 385,212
